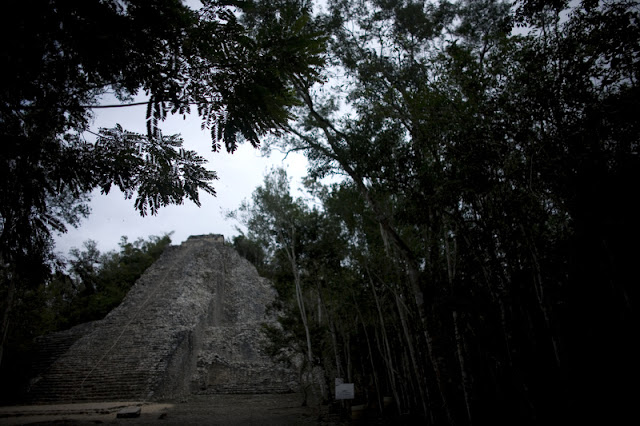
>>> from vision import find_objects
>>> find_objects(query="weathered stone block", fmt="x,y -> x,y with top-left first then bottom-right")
117,406 -> 141,418
26,234 -> 294,403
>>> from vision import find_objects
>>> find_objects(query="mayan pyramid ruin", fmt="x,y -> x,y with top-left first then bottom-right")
25,235 -> 294,403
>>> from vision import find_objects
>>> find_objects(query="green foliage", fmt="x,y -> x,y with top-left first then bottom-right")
50,234 -> 173,329
1,0 -> 327,367
5,233 -> 171,340
93,126 -> 217,216
0,233 -> 171,401
234,168 -> 306,301
234,170 -> 379,399
232,235 -> 267,271
0,0 -> 326,293
259,0 -> 639,423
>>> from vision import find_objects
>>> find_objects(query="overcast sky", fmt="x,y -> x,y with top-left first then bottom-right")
54,93 -> 310,257
54,0 -> 333,257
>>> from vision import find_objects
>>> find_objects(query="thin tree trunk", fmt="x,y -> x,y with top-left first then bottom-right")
394,291 -> 430,418
280,226 -> 319,399
283,227 -> 313,367
293,83 -> 452,422
352,291 -> 383,412
315,280 -> 343,378
453,310 -> 473,425
370,275 -> 402,414
294,269 -> 313,365
523,225 -> 561,369
444,224 -> 473,425
343,328 -> 352,383
329,320 -> 342,383
400,345 -> 419,414
0,278 -> 16,368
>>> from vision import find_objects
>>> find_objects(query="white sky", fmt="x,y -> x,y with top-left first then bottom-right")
54,94 -> 310,256
54,0 -> 336,257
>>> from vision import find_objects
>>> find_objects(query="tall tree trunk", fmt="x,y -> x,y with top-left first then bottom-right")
352,290 -> 382,412
444,223 -> 473,425
370,275 -> 402,414
394,291 -> 430,418
343,328 -> 352,383
0,278 -> 16,368
522,224 -> 561,369
453,310 -> 473,425
279,226 -> 319,399
293,266 -> 313,365
320,289 -> 343,380
293,82 -> 453,421
283,227 -> 313,367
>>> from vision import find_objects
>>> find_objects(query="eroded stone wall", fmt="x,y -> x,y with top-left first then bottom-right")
26,235 -> 293,403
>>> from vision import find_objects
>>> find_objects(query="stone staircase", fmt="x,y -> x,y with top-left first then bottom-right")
25,235 -> 293,404
28,321 -> 99,381
26,243 -> 199,403
202,382 -> 293,394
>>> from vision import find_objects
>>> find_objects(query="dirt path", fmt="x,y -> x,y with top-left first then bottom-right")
0,394 -> 347,425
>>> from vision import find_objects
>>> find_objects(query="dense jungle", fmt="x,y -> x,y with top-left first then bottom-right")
2,1 -> 638,424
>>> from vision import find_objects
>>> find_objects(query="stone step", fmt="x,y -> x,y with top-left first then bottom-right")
23,236 -> 295,404
199,385 -> 294,395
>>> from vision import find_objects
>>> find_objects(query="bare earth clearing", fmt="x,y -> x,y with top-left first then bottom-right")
0,394 -> 347,425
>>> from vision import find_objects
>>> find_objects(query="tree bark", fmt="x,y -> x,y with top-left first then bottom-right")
292,81 -> 453,422
283,226 -> 313,367
0,278 -> 16,368
370,275 -> 402,414
444,223 -> 473,425
394,291 -> 430,418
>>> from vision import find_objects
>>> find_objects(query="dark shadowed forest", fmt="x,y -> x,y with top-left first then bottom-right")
2,1 -> 638,424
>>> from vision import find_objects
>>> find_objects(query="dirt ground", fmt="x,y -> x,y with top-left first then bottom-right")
0,394 -> 350,426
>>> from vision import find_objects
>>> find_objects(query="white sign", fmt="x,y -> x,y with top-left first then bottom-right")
335,383 -> 354,400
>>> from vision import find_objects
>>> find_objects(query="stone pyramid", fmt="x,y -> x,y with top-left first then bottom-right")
26,235 -> 294,403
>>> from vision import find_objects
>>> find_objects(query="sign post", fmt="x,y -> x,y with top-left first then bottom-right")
335,378 -> 354,400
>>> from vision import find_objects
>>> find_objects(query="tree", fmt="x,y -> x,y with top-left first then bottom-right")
266,0 -> 639,423
234,169 -> 321,401
60,234 -> 173,327
1,0 -> 325,365
0,233 -> 172,400
232,235 -> 267,271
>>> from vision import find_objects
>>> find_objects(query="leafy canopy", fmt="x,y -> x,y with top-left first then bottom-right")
0,0 -> 326,287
